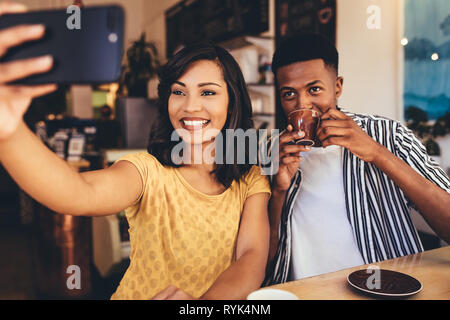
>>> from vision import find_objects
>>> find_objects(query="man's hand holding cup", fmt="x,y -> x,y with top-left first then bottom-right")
273,126 -> 311,192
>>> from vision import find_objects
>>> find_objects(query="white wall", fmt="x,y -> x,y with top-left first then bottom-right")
336,0 -> 402,121
142,0 -> 181,62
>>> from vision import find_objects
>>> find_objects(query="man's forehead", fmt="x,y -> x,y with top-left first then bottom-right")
276,59 -> 331,85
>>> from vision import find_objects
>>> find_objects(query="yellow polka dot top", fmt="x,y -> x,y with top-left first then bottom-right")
110,152 -> 271,300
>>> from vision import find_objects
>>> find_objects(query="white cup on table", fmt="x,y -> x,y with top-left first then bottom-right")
247,288 -> 299,300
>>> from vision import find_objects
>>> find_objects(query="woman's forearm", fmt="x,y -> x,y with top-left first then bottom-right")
0,121 -> 94,215
200,250 -> 266,300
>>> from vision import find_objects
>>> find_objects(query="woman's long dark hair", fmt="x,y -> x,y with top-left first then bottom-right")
147,42 -> 254,188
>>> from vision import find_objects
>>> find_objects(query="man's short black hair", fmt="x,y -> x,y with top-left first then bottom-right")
272,33 -> 339,75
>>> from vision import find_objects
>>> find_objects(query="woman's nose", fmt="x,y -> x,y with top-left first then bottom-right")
184,95 -> 203,112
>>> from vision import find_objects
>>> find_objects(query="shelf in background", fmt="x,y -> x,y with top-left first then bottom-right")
220,35 -> 274,53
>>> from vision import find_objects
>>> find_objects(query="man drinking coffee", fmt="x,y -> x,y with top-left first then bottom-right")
265,33 -> 450,285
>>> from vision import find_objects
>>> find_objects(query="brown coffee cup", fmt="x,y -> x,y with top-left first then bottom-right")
288,109 -> 320,146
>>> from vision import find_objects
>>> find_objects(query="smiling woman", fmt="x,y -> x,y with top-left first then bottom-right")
149,43 -> 255,189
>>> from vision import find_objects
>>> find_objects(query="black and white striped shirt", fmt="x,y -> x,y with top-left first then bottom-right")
263,109 -> 450,286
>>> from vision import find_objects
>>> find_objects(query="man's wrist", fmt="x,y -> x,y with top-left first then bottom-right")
370,143 -> 393,167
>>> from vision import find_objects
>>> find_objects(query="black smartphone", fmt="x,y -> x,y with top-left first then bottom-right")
0,5 -> 124,85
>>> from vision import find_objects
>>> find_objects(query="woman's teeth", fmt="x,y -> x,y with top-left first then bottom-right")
182,120 -> 209,126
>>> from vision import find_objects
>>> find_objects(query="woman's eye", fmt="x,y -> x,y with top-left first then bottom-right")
171,90 -> 184,96
201,90 -> 216,96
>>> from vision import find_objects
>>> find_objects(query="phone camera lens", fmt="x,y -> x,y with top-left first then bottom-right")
108,33 -> 118,43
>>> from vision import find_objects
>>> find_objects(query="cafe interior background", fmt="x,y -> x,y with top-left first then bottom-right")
0,0 -> 449,299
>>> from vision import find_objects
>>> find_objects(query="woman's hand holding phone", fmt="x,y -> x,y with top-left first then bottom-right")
0,2 -> 56,141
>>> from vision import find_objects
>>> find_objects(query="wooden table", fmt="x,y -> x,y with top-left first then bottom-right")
268,246 -> 450,299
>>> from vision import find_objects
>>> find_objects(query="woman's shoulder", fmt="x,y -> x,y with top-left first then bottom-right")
239,165 -> 271,198
245,165 -> 266,178
117,151 -> 162,166
240,165 -> 270,186
115,152 -> 167,179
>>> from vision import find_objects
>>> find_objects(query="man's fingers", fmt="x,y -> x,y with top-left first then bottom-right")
279,130 -> 305,145
321,136 -> 349,149
316,120 -> 352,137
320,107 -> 348,121
317,126 -> 349,143
0,2 -> 28,16
0,24 -> 46,57
319,119 -> 352,129
0,55 -> 53,84
281,155 -> 301,165
280,144 -> 310,156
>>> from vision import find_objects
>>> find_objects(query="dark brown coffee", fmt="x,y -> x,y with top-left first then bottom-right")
288,109 -> 320,146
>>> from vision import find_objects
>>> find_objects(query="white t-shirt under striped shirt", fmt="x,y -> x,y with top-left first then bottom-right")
289,145 -> 364,280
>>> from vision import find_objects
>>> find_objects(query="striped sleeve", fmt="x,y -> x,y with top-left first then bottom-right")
392,121 -> 450,193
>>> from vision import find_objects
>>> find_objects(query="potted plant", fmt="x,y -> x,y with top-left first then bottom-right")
116,33 -> 161,149
405,106 -> 450,164
118,32 -> 160,98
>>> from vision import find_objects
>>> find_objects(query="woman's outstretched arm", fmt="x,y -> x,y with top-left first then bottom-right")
0,2 -> 142,216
